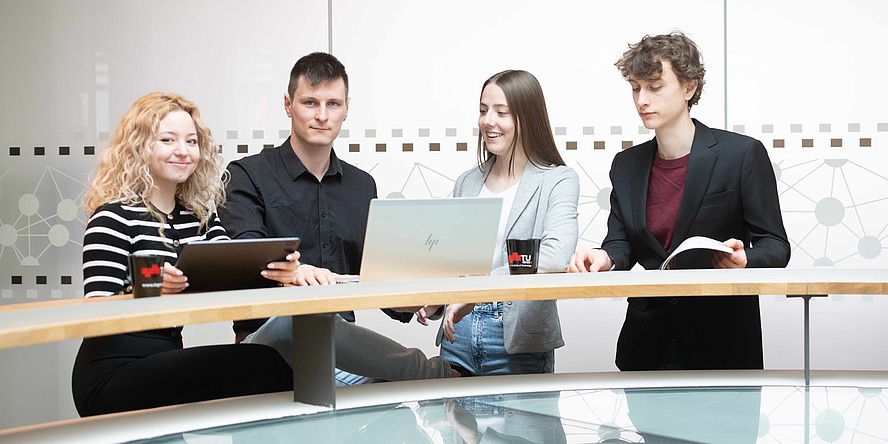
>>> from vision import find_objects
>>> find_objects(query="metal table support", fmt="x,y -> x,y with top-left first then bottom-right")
291,313 -> 336,408
788,294 -> 827,386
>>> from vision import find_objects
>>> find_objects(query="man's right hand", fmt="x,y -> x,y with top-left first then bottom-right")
293,264 -> 336,285
568,249 -> 613,273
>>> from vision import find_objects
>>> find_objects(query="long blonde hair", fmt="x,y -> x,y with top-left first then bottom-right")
83,92 -> 225,233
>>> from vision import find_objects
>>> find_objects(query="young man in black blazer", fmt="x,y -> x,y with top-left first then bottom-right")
569,32 -> 790,371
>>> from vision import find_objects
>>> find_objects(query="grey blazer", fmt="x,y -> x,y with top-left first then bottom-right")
447,158 -> 579,354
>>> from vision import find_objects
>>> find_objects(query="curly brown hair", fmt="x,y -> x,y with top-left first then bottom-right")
615,31 -> 706,110
83,92 -> 225,234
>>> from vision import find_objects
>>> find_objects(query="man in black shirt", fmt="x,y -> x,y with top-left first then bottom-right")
220,52 -> 452,384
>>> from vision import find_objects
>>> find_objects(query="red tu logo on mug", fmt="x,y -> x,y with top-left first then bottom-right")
508,251 -> 534,266
129,253 -> 164,297
506,239 -> 540,275
140,264 -> 161,279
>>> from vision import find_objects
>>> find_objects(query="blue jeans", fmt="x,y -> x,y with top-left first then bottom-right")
244,314 -> 450,386
333,369 -> 371,387
441,302 -> 554,376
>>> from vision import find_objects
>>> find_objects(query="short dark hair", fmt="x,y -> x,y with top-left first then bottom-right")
477,70 -> 565,173
287,52 -> 349,98
615,31 -> 706,110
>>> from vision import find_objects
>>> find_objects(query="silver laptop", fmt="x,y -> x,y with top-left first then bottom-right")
356,197 -> 503,282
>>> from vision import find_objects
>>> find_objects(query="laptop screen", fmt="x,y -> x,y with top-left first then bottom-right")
358,197 -> 503,282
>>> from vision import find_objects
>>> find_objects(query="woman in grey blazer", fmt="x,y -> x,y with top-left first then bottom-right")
438,70 -> 579,376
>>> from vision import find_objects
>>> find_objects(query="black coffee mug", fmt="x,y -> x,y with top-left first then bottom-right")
128,253 -> 165,297
506,238 -> 541,275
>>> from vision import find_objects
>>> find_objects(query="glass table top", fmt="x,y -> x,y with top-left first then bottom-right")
137,384 -> 888,443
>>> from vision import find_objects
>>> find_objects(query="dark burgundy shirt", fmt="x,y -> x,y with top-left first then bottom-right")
646,154 -> 690,250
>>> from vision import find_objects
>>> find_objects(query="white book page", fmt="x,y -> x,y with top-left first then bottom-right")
660,236 -> 733,270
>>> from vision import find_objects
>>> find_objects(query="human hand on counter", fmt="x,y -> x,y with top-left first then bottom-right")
291,264 -> 336,286
568,248 -> 612,272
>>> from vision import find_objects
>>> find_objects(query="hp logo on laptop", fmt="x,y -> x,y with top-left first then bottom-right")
425,234 -> 439,251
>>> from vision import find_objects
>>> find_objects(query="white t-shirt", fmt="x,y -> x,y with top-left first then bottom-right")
480,181 -> 519,274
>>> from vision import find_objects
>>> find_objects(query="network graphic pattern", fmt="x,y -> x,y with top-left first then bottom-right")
362,155 -> 888,268
569,156 -> 888,268
573,161 -> 611,250
3,151 -> 887,298
0,166 -> 86,268
377,162 -> 458,199
775,157 -> 888,267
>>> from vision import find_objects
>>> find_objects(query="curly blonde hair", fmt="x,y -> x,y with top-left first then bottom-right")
83,92 -> 226,234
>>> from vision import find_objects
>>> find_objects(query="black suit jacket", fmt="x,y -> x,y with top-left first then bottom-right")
603,119 -> 790,370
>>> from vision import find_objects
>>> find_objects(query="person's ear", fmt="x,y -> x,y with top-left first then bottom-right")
684,79 -> 699,101
344,97 -> 350,121
283,93 -> 292,118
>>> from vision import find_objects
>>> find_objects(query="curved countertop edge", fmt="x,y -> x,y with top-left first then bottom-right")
3,369 -> 887,443
2,267 -> 887,349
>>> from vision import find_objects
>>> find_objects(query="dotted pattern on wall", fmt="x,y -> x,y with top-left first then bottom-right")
2,123 -> 887,302
0,165 -> 87,301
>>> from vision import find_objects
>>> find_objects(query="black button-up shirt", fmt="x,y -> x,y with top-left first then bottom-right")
220,138 -> 412,331
222,138 -> 375,275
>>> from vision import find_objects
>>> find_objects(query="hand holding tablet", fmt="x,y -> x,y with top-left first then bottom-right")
175,237 -> 300,292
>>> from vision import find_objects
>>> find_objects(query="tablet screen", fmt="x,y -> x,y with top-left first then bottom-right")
176,237 -> 300,293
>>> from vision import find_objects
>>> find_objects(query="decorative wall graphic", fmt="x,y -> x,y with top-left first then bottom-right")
774,156 -> 888,267
388,162 -> 458,199
3,135 -> 887,300
0,166 -> 86,268
573,160 -> 612,249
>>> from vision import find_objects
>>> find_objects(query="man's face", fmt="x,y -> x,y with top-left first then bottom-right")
627,59 -> 697,132
284,76 -> 349,151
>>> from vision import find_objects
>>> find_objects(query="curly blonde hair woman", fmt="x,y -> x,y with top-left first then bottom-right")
83,92 -> 225,233
73,92 -> 299,417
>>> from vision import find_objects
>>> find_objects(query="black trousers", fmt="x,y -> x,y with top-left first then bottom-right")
72,329 -> 293,417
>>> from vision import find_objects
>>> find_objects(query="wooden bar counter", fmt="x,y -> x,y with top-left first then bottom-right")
1,267 -> 886,407
1,267 -> 885,349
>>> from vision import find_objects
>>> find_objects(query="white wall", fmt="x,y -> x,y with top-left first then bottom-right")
1,0 -> 887,429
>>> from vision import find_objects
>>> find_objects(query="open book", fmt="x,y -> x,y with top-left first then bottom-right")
660,236 -> 733,270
